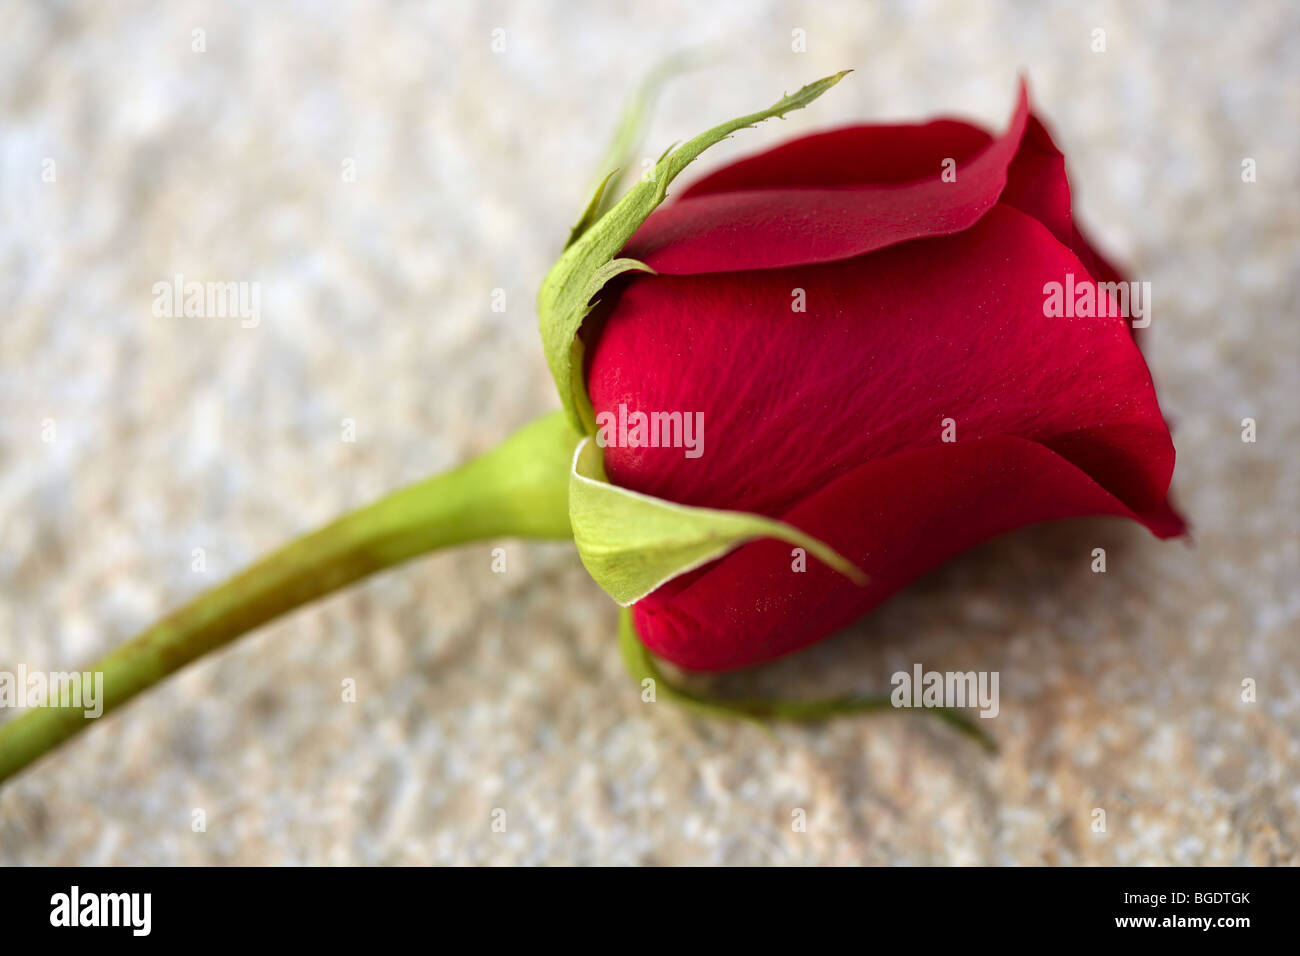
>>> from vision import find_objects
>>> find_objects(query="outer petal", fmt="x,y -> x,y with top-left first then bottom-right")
589,204 -> 1177,522
999,115 -> 1074,247
632,434 -> 1182,671
623,83 -> 1136,290
621,81 -> 1031,274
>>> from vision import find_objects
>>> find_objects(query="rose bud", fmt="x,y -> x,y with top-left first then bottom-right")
578,79 -> 1186,671
0,72 -> 1184,781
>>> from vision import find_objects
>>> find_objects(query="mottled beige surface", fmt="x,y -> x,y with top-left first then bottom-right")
1,0 -> 1296,865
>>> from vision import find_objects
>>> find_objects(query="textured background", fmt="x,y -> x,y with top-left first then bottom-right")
1,0 -> 1296,864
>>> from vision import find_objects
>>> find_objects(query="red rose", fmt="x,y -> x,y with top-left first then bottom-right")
588,81 -> 1186,671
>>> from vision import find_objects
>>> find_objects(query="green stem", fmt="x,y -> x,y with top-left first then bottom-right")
618,608 -> 997,752
0,412 -> 579,785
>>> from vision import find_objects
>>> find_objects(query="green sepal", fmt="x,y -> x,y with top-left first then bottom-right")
561,257 -> 657,433
570,436 -> 866,606
619,608 -> 997,751
539,71 -> 852,433
565,51 -> 708,249
565,169 -> 618,251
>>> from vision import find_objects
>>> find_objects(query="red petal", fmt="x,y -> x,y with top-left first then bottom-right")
999,115 -> 1074,248
621,81 -> 1030,274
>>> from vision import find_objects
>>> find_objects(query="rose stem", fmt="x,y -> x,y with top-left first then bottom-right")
0,412 -> 578,784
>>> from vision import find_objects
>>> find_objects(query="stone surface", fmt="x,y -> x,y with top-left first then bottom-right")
0,0 -> 1296,864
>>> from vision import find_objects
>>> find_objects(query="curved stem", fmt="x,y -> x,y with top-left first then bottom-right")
0,412 -> 579,784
